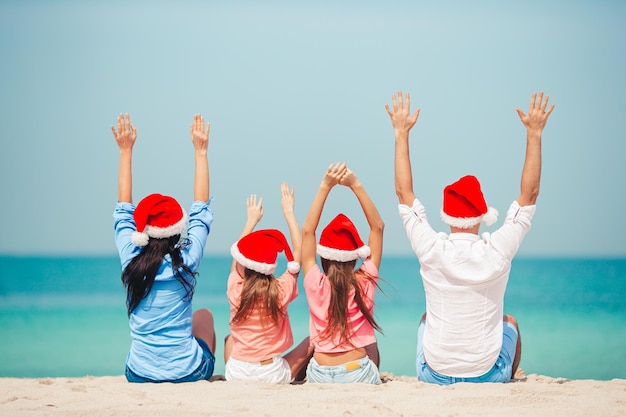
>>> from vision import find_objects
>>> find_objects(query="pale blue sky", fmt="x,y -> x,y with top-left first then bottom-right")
1,1 -> 625,257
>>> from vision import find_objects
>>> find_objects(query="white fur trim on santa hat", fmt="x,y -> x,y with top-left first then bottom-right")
230,242 -> 276,275
440,207 -> 499,228
316,244 -> 371,262
143,211 -> 188,239
132,210 -> 188,247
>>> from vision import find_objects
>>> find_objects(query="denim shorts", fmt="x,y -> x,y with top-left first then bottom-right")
416,321 -> 518,385
125,337 -> 215,383
307,356 -> 381,384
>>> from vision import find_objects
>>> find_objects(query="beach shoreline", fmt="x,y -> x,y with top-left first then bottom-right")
2,373 -> 625,417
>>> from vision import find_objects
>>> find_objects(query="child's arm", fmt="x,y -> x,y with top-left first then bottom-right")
231,195 -> 264,272
111,114 -> 137,204
301,162 -> 347,275
190,114 -> 210,203
340,168 -> 385,270
281,182 -> 301,265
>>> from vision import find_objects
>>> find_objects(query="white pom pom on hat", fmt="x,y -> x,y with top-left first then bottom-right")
131,231 -> 150,246
231,229 -> 301,275
316,213 -> 371,262
440,175 -> 499,228
132,193 -> 188,247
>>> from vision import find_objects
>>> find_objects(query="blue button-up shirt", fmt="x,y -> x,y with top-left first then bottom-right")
113,198 -> 214,380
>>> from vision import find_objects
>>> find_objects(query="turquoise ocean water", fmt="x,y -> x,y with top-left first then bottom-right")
0,255 -> 624,380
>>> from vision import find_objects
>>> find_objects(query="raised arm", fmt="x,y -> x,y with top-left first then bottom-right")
111,113 -> 137,204
385,91 -> 420,206
231,194 -> 264,272
339,168 -> 385,270
515,92 -> 555,207
190,114 -> 210,203
281,182 -> 301,265
301,162 -> 348,275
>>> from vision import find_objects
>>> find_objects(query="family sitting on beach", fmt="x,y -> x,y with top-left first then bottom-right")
110,91 -> 554,385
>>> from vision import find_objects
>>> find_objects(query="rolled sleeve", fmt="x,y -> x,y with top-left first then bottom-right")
488,201 -> 536,259
183,197 -> 215,271
113,202 -> 141,267
398,199 -> 438,258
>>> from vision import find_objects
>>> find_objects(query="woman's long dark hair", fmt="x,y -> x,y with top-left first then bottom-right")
231,268 -> 284,328
121,235 -> 196,316
320,258 -> 383,346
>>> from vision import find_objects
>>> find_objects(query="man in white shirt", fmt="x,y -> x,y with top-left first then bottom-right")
385,91 -> 554,384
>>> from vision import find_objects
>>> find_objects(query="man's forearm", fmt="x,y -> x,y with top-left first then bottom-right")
518,130 -> 542,206
395,131 -> 415,205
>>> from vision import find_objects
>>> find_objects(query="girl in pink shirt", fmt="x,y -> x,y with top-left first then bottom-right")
224,183 -> 313,384
301,163 -> 385,384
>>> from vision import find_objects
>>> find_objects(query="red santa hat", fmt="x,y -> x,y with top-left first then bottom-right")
231,229 -> 300,275
440,175 -> 498,228
317,213 -> 371,262
131,193 -> 188,246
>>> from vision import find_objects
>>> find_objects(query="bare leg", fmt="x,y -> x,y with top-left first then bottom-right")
283,336 -> 314,381
192,308 -> 216,354
504,314 -> 522,379
364,342 -> 380,369
223,334 -> 233,364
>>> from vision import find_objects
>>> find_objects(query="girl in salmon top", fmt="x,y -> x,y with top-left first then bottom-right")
224,184 -> 313,384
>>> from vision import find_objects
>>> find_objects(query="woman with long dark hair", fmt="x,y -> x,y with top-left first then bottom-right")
111,113 -> 216,383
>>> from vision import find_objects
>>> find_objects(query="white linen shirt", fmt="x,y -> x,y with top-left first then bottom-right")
399,199 -> 535,377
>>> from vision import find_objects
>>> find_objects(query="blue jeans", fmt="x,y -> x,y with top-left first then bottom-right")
416,321 -> 518,385
307,356 -> 381,384
125,337 -> 215,383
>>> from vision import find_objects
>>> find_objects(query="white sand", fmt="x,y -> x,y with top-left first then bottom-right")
1,373 -> 625,417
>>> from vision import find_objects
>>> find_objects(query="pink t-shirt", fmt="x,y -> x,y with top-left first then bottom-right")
227,270 -> 298,362
304,259 -> 378,353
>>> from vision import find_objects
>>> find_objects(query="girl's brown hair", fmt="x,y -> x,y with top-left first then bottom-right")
231,267 -> 284,327
319,258 -> 382,345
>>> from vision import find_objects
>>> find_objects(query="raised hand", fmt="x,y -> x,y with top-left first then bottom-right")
191,114 -> 210,202
190,114 -> 210,153
322,162 -> 348,188
385,91 -> 420,134
281,182 -> 295,216
516,92 -> 555,133
246,194 -> 264,227
339,167 -> 360,189
281,182 -> 301,264
111,113 -> 136,151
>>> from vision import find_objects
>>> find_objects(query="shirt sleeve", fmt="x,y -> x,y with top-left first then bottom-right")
227,270 -> 243,307
398,199 -> 439,258
358,259 -> 379,309
113,202 -> 141,269
304,263 -> 328,308
182,197 -> 215,272
487,200 -> 536,260
275,270 -> 299,306
304,264 -> 324,291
